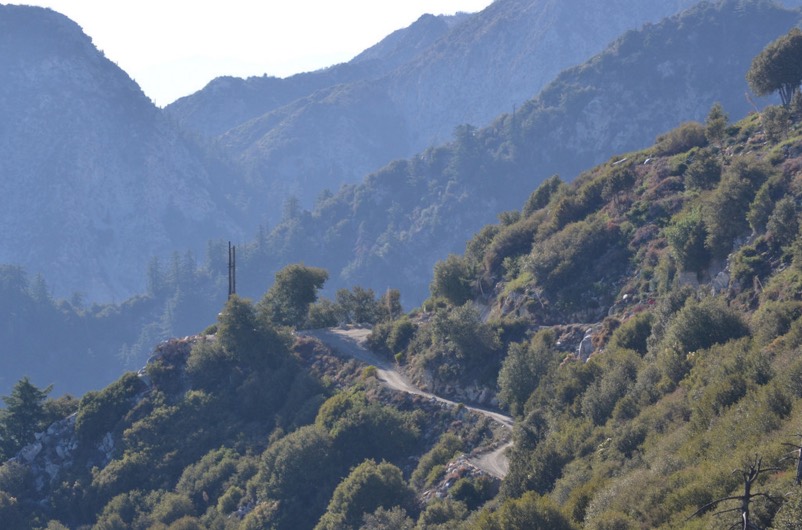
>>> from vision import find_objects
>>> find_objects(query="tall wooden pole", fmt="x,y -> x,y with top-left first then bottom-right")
228,242 -> 236,298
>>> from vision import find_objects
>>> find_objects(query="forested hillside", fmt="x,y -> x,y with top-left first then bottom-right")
1,0 -> 798,400
166,0 -> 700,224
6,21 -> 802,530
228,0 -> 800,307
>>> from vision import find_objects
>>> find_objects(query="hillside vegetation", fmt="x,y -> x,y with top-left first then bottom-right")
2,0 -> 798,399
7,24 -> 802,528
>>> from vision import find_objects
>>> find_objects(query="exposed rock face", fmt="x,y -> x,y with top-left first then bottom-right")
0,6 -> 243,301
6,334 -> 205,498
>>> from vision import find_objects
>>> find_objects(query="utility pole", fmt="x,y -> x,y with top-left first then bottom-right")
228,241 -> 236,298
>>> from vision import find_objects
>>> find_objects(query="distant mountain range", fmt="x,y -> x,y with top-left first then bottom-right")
0,0 -> 800,306
0,5 -> 244,301
227,0 -> 802,308
166,0 -> 703,225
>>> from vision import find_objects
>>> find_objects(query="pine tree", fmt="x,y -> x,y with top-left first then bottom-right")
0,377 -> 51,458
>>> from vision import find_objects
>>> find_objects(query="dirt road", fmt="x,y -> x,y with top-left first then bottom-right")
298,327 -> 512,478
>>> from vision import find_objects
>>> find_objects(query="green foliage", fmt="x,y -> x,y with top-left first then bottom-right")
430,254 -> 474,306
367,317 -> 417,357
0,377 -> 52,458
773,488 -> 802,529
657,296 -> 749,384
522,175 -> 563,217
767,195 -> 799,249
315,460 -> 416,530
526,217 -> 626,307
185,338 -> 233,392
315,391 -> 419,465
703,157 -> 772,258
498,330 -> 558,416
580,351 -> 639,426
683,148 -> 721,190
259,264 -> 329,327
665,208 -> 710,273
584,511 -> 640,530
417,498 -> 469,529
484,213 -> 542,273
411,433 -> 463,489
75,372 -> 143,443
217,295 -> 290,370
608,312 -> 653,356
335,286 -> 380,325
360,506 -> 414,530
306,298 -> 340,329
248,425 -> 337,529
747,27 -> 802,106
762,104 -> 792,141
175,448 -> 240,511
653,122 -> 707,156
468,491 -> 576,530
449,476 -> 497,511
705,102 -> 728,147
751,299 -> 802,346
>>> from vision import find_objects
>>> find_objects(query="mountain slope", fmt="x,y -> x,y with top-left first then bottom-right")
167,0 -> 700,223
227,0 -> 801,308
165,13 -> 464,139
0,6 -> 244,301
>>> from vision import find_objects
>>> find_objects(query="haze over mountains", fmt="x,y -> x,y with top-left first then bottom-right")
2,0 -> 802,396
0,5 -> 247,300
1,0 -> 799,304
227,0 -> 802,309
166,0 -> 703,224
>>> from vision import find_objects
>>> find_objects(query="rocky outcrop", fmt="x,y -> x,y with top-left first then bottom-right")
5,335 -> 207,496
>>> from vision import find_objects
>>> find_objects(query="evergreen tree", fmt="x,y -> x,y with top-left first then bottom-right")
0,377 -> 52,459
747,27 -> 802,106
259,264 -> 328,327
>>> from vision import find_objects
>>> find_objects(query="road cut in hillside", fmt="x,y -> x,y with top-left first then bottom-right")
298,327 -> 513,479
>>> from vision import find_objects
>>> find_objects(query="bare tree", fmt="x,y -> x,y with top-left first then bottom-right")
689,455 -> 782,530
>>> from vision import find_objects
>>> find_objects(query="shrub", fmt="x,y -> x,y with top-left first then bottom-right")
657,297 -> 749,384
523,175 -> 564,216
684,149 -> 721,190
608,312 -> 654,356
526,217 -> 626,307
411,433 -> 463,489
467,491 -> 575,530
752,300 -> 802,346
665,208 -> 709,272
258,264 -> 329,327
484,213 -> 542,273
430,254 -> 474,306
315,460 -> 416,530
653,122 -> 707,156
75,372 -> 144,443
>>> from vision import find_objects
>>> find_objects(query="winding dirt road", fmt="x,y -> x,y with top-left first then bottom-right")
299,327 -> 513,478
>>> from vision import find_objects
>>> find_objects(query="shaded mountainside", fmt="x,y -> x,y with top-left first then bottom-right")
9,6 -> 802,530
165,12 -> 467,138
166,0 -> 700,223
0,302 -> 506,529
0,6 -> 245,301
228,0 -> 801,308
8,79 -> 802,529
0,0 -> 797,401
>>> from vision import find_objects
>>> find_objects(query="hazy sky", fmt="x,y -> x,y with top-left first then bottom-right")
20,1 -> 494,106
